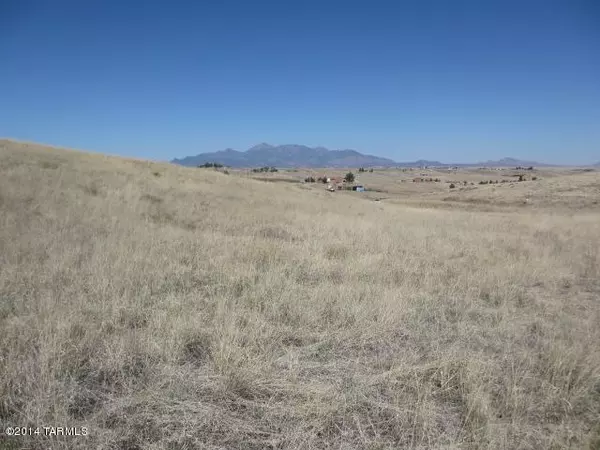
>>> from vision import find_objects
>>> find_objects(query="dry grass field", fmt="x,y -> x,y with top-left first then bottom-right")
1,139 -> 599,449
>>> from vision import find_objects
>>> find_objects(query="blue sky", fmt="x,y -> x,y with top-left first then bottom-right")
1,0 -> 599,164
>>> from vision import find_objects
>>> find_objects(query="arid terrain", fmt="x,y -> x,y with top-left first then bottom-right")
1,139 -> 599,449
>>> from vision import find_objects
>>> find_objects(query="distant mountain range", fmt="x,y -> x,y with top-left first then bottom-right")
476,157 -> 550,168
172,143 -> 397,168
171,144 -> 587,168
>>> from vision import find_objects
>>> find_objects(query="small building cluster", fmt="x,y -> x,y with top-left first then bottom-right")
304,173 -> 366,192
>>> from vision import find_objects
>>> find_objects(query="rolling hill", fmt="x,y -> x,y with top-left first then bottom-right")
1,139 -> 599,449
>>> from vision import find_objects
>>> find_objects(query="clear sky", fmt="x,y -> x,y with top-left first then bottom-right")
1,0 -> 599,164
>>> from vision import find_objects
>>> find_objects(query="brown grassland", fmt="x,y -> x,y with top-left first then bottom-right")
1,140 -> 599,449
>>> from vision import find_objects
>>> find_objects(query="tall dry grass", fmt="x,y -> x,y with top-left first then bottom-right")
1,140 -> 599,449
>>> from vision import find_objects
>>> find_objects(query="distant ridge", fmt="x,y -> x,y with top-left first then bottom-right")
172,144 -> 398,168
477,157 -> 553,167
168,144 -> 578,168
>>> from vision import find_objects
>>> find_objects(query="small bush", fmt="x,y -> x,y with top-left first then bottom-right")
223,170 -> 230,175
369,168 -> 373,172
40,161 -> 60,169
449,183 -> 456,189
532,176 -> 537,181
304,177 -> 316,183
344,172 -> 355,183
152,171 -> 161,177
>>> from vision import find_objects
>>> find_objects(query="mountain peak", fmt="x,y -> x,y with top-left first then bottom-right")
248,143 -> 275,152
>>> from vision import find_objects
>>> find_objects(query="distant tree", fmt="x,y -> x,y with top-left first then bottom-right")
518,175 -> 524,182
358,167 -> 365,172
369,168 -> 373,172
344,172 -> 355,183
251,166 -> 274,173
304,176 -> 315,183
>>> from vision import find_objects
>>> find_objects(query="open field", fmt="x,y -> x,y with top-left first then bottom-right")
242,166 -> 600,212
1,139 -> 599,449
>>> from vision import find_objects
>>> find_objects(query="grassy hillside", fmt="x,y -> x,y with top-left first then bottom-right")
1,140 -> 599,449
